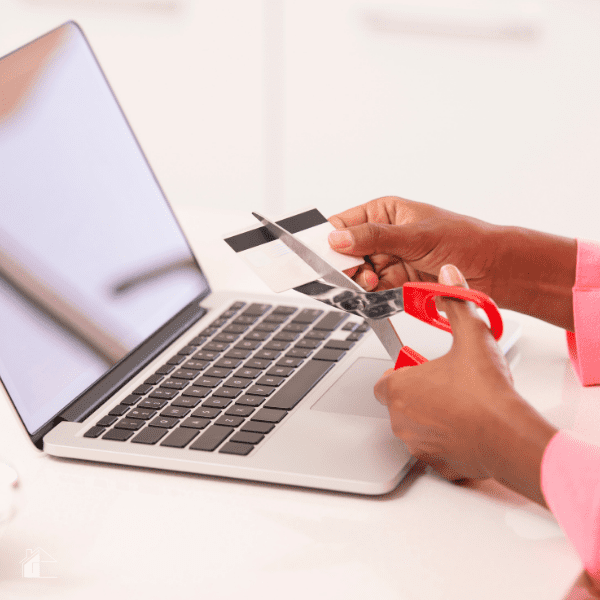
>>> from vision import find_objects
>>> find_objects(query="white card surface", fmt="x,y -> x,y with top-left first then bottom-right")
223,209 -> 363,293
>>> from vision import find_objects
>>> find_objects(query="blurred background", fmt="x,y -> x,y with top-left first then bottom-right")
1,0 -> 599,239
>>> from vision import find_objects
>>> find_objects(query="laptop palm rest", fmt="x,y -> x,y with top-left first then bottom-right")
311,357 -> 392,419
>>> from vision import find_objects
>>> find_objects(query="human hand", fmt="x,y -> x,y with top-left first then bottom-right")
374,264 -> 558,503
328,196 -> 577,331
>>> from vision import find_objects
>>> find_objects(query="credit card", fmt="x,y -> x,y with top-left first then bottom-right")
223,208 -> 363,293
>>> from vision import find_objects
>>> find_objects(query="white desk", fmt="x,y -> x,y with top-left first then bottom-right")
0,206 -> 589,599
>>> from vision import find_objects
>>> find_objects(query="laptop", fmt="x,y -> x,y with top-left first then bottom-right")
0,22 -> 520,495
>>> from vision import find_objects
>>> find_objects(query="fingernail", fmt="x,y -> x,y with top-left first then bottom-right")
359,270 -> 378,290
439,264 -> 466,287
328,230 -> 353,249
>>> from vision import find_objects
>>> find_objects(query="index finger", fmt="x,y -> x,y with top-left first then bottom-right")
329,205 -> 370,229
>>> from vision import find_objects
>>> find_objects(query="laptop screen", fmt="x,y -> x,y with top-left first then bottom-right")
0,23 -> 209,435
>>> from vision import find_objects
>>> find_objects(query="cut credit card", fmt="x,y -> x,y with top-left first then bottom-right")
223,208 -> 364,293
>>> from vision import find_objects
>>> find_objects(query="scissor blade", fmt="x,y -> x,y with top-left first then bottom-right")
252,211 -> 359,290
251,211 -> 404,360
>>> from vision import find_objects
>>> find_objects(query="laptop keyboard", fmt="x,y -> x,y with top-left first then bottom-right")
83,301 -> 369,456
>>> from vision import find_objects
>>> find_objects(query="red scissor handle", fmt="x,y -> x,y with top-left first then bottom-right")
394,282 -> 504,370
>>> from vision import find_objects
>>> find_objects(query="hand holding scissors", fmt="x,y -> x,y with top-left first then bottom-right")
252,212 -> 503,369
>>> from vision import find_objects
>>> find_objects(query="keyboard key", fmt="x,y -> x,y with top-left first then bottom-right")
148,416 -> 179,428
356,322 -> 370,332
272,331 -> 298,342
235,395 -> 265,407
214,332 -> 240,343
241,421 -> 275,434
194,376 -> 222,388
276,357 -> 303,368
182,386 -> 212,399
193,350 -> 220,361
342,321 -> 358,331
253,321 -> 280,332
242,303 -> 271,316
131,427 -> 167,445
225,348 -> 252,360
292,309 -> 323,324
120,394 -> 141,406
202,397 -> 233,408
235,340 -> 261,351
190,425 -> 234,451
144,374 -> 163,385
313,311 -> 348,331
266,366 -> 294,377
244,330 -> 270,342
160,427 -> 200,448
149,388 -> 179,399
161,407 -> 190,418
231,432 -> 264,445
180,417 -> 211,429
219,442 -> 254,455
159,379 -> 188,390
183,359 -> 209,370
108,404 -> 129,417
226,405 -> 255,417
304,329 -> 329,340
256,375 -> 284,387
264,359 -> 335,411
283,323 -> 308,333
191,407 -> 221,419
246,385 -> 276,397
204,367 -> 232,378
211,387 -> 242,399
229,301 -> 246,310
251,408 -> 287,423
216,415 -> 244,427
223,377 -> 250,389
294,338 -> 322,349
133,384 -> 152,395
215,357 -> 243,369
285,348 -> 313,359
171,369 -> 201,380
253,350 -> 279,360
223,324 -> 249,334
203,341 -> 229,352
264,340 -> 290,351
324,340 -> 353,351
114,418 -> 145,431
138,398 -> 168,409
171,396 -> 202,408
84,426 -> 105,438
262,313 -> 289,324
97,415 -> 118,427
313,348 -> 346,362
233,315 -> 259,325
102,429 -> 134,441
234,367 -> 262,379
272,305 -> 297,314
177,345 -> 197,356
167,355 -> 186,365
244,358 -> 272,370
127,408 -> 156,420
155,364 -> 175,375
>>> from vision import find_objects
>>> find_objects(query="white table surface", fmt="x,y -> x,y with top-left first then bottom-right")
0,206 -> 591,599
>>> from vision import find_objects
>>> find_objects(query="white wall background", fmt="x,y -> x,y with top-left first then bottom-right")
1,0 -> 600,239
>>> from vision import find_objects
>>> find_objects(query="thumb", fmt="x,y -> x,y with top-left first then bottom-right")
437,264 -> 488,338
328,222 -> 423,259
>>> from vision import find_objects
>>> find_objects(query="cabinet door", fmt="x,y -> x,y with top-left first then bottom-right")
283,0 -> 600,237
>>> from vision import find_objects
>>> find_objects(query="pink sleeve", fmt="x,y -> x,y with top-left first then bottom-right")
567,239 -> 600,386
541,431 -> 600,582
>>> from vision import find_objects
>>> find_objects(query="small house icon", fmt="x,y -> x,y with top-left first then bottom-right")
20,547 -> 57,578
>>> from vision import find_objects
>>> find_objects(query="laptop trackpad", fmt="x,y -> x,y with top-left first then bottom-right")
311,357 -> 393,419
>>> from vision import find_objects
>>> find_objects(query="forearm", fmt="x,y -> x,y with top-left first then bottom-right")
483,394 -> 558,508
491,227 -> 577,331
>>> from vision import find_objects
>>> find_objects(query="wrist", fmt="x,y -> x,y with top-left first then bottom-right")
491,226 -> 577,330
482,394 -> 558,507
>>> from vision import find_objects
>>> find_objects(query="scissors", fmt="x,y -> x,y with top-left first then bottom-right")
252,212 -> 504,369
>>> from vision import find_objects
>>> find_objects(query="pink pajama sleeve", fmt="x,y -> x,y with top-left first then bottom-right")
541,239 -> 600,583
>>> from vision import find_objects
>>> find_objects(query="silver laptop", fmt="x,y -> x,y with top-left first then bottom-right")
0,22 -> 520,495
